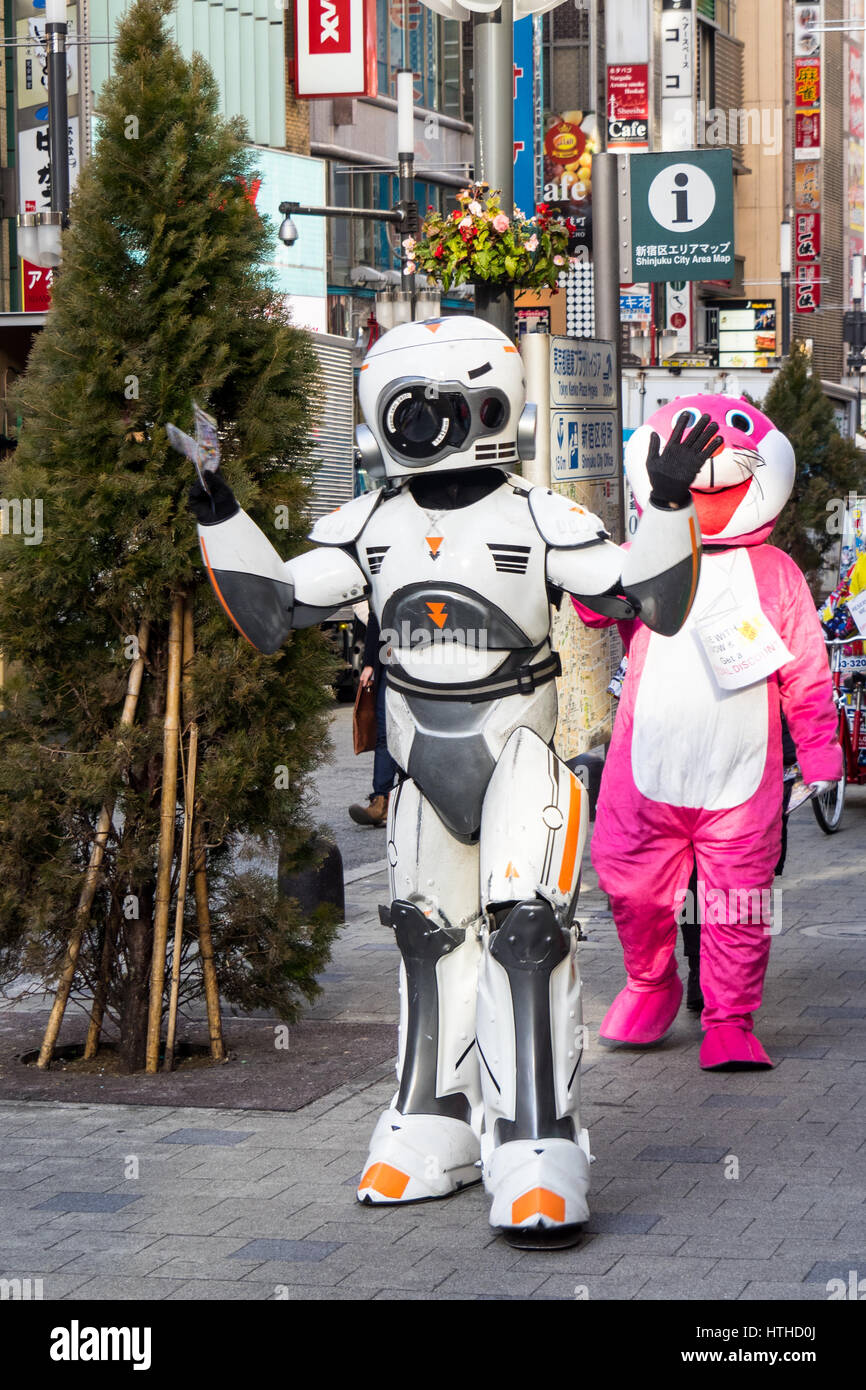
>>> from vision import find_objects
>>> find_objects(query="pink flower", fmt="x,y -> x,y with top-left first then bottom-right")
459,215 -> 473,228
405,260 -> 416,274
492,213 -> 510,233
553,254 -> 565,266
468,200 -> 482,215
402,237 -> 416,252
526,234 -> 539,252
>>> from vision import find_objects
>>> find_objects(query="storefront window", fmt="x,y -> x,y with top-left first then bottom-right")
375,0 -> 463,116
328,168 -> 451,287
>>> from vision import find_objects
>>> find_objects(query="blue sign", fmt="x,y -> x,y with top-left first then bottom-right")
513,17 -> 535,217
552,410 -> 618,482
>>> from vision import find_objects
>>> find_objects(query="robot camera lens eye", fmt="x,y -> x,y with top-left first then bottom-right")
383,386 -> 468,459
479,397 -> 505,430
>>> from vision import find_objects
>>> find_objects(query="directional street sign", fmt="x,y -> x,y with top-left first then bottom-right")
549,337 -> 616,408
548,337 -> 617,483
618,149 -> 735,284
551,410 -> 618,483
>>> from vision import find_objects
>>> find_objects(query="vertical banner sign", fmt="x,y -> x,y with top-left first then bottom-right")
660,0 -> 694,152
846,3 -> 864,302
294,0 -> 377,98
532,15 -> 544,211
543,114 -> 596,255
513,16 -> 535,216
606,64 -> 649,149
15,0 -> 80,314
794,1 -> 822,312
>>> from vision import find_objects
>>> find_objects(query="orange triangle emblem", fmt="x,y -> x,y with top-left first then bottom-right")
426,602 -> 448,629
425,322 -> 443,333
426,536 -> 443,556
505,861 -> 520,879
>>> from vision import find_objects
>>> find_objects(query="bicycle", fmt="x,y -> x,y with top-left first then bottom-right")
811,638 -> 866,834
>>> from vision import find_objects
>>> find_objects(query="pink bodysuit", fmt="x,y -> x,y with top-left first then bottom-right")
576,541 -> 840,1048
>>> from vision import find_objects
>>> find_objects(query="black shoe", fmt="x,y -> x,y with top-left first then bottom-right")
686,958 -> 703,1013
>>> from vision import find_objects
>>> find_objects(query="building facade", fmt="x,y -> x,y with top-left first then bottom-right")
294,0 -> 474,340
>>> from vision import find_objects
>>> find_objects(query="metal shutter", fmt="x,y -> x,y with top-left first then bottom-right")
306,334 -> 356,522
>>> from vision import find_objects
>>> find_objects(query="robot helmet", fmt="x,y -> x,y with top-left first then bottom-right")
356,316 -> 536,478
625,394 -> 795,546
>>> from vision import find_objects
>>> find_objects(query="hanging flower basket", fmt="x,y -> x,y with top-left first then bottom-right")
405,182 -> 576,295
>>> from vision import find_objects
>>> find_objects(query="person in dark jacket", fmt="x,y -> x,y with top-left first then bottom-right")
349,613 -> 397,827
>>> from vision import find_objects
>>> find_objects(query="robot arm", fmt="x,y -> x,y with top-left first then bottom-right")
195,486 -> 375,654
535,490 -> 701,636
534,410 -> 719,636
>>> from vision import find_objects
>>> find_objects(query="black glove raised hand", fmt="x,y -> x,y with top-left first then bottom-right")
647,412 -> 723,509
188,471 -> 240,526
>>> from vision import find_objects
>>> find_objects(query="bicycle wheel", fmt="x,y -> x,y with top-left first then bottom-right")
811,765 -> 847,834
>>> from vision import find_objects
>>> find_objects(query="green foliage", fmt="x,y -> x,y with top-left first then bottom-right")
757,343 -> 865,584
0,0 -> 338,1065
409,183 -> 573,293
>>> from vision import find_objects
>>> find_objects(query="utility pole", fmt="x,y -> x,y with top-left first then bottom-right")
593,151 -> 625,543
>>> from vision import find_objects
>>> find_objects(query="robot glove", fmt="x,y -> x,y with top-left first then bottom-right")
188,472 -> 240,526
647,412 -> 723,509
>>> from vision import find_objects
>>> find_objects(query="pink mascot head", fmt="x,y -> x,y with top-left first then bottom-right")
626,395 -> 795,547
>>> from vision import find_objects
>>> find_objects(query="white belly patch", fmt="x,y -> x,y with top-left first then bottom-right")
631,550 -> 773,810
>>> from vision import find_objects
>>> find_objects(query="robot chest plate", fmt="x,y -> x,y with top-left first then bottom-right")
360,488 -> 551,644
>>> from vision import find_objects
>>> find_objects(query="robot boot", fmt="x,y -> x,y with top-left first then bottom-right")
357,900 -> 482,1205
477,900 -> 591,1248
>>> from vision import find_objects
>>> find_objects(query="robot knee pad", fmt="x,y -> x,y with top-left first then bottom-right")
483,899 -> 576,1145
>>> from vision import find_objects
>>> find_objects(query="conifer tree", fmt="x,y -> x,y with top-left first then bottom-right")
0,0 -> 337,1071
758,342 -> 864,582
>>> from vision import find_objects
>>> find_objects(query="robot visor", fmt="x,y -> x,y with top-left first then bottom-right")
379,379 -> 511,465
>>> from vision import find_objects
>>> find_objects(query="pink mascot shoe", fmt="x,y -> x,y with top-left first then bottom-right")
576,395 -> 842,1070
600,975 -> 683,1046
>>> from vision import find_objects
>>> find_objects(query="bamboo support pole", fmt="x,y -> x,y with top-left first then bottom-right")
83,910 -> 119,1061
37,620 -> 150,1069
162,723 -> 197,1072
192,818 -> 226,1060
182,596 -> 225,1061
145,595 -> 184,1073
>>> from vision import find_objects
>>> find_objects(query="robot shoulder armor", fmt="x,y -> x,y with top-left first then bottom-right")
527,488 -> 609,550
308,489 -> 384,546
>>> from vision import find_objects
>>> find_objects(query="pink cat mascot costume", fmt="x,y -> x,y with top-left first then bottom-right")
577,395 -> 841,1070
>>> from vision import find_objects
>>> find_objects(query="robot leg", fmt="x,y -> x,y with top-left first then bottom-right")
358,777 -> 483,1206
476,727 -> 591,1246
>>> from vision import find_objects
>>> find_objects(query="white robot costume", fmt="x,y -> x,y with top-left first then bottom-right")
191,316 -> 714,1247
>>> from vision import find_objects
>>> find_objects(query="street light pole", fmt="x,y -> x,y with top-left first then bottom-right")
780,220 -> 792,358
18,0 -> 68,268
473,0 -> 515,337
397,69 -> 416,299
45,0 -> 70,220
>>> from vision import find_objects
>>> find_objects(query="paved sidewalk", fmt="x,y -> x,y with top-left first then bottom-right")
1,786 -> 865,1301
